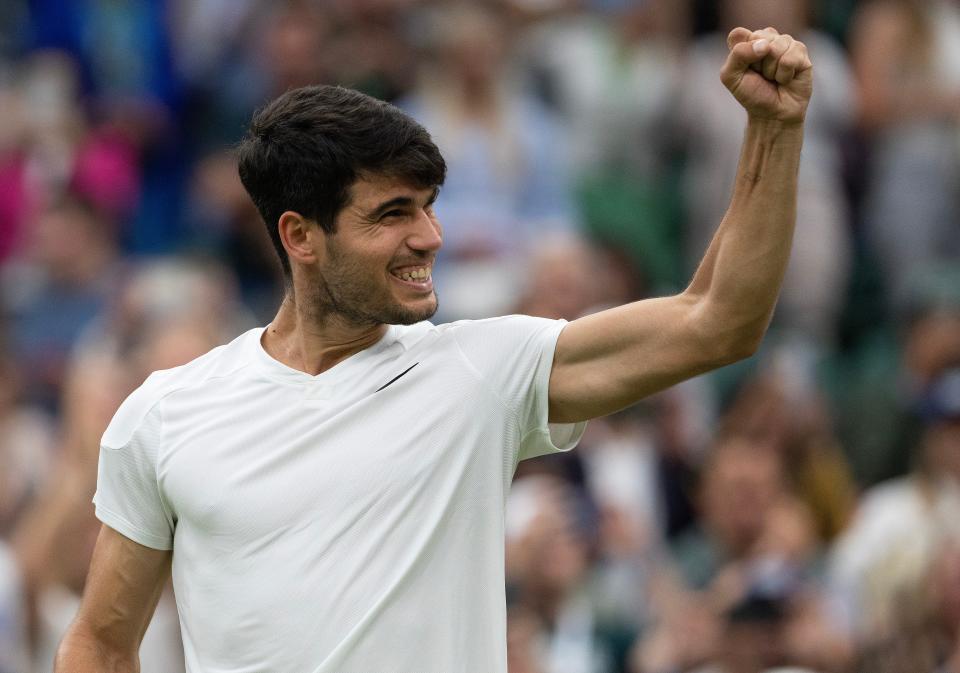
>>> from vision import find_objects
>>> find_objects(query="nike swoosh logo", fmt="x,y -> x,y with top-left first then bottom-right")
375,363 -> 419,392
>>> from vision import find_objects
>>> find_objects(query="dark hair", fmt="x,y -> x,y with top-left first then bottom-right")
237,85 -> 446,278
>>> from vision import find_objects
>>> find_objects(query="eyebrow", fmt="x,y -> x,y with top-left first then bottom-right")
364,188 -> 440,221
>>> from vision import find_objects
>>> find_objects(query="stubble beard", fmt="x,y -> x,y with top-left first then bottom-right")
305,245 -> 438,328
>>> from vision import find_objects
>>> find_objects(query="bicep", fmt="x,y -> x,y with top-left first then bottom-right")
548,294 -> 732,423
72,524 -> 172,652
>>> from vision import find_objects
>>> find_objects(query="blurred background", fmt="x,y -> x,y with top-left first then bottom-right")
0,0 -> 959,671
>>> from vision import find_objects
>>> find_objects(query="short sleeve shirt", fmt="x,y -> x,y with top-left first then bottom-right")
94,316 -> 586,673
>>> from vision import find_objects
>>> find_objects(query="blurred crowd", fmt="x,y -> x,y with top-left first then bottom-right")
0,0 -> 959,672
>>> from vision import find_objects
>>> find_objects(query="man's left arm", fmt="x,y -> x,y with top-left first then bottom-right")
549,27 -> 813,423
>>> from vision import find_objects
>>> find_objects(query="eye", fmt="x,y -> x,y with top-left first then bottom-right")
380,209 -> 406,222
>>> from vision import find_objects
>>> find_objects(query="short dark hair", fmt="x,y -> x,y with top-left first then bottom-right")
237,85 -> 446,278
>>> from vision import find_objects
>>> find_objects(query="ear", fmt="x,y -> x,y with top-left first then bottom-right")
278,211 -> 322,267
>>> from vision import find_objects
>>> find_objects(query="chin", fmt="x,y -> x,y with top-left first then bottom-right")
388,294 -> 438,325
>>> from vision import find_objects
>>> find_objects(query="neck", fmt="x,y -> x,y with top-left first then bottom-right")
262,294 -> 387,376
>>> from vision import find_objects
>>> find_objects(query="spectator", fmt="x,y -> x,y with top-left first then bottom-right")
320,0 -> 421,101
0,348 -> 55,539
73,257 -> 253,375
0,50 -> 143,250
850,0 -> 960,309
930,543 -> 960,673
401,3 -> 577,319
0,541 -> 27,673
183,149 -> 283,322
835,300 -> 960,487
829,366 -> 960,649
640,433 -> 851,672
506,475 -> 635,673
517,0 -> 690,290
721,359 -> 857,545
671,434 -> 790,590
515,234 -> 605,322
2,196 -> 121,410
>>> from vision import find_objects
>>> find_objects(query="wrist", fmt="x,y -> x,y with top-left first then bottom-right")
746,115 -> 805,137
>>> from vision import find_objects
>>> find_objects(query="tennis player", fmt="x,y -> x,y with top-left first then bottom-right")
57,26 -> 812,673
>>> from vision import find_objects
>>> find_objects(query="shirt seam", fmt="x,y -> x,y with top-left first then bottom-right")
113,359 -> 255,532
151,360 -> 254,487
448,329 -> 520,436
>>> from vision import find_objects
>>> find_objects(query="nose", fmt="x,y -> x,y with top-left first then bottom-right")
406,207 -> 442,253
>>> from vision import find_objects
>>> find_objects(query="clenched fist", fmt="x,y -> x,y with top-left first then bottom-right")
720,27 -> 813,124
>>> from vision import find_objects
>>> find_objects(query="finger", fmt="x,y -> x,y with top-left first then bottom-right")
774,41 -> 808,85
727,26 -> 752,49
750,27 -> 780,42
721,37 -> 771,86
746,28 -> 780,73
774,59 -> 796,86
761,34 -> 795,81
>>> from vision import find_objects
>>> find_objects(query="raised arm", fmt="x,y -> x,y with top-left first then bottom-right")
549,27 -> 812,423
54,525 -> 171,672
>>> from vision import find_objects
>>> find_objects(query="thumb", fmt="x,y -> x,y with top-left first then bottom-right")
727,26 -> 753,49
721,38 -> 770,85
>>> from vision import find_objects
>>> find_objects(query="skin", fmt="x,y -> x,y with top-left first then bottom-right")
551,27 -> 811,422
262,176 -> 442,375
56,27 -> 812,670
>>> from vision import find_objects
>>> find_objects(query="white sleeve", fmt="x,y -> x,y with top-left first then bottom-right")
450,315 -> 587,462
93,385 -> 175,551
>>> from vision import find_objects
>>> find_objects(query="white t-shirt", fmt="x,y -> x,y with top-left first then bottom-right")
94,315 -> 586,673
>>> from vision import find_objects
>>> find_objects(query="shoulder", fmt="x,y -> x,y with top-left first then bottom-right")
393,315 -> 563,347
835,478 -> 923,548
437,314 -> 563,351
858,477 -> 921,514
439,314 -> 562,336
101,328 -> 258,449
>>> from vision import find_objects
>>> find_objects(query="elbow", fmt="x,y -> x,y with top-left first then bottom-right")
55,620 -> 135,673
716,330 -> 764,365
700,314 -> 767,367
683,292 -> 769,371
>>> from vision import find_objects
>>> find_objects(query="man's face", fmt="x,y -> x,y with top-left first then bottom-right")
303,174 -> 443,327
702,439 -> 784,555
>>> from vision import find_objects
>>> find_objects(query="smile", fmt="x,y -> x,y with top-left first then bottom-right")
389,265 -> 432,283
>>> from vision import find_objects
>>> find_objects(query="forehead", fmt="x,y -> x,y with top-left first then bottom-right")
346,174 -> 435,210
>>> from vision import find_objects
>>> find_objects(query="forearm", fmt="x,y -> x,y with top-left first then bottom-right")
55,622 -> 138,673
686,117 -> 804,353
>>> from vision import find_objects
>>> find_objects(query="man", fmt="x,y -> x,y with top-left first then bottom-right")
56,26 -> 812,673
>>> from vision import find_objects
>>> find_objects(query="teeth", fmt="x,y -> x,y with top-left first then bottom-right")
395,267 -> 430,282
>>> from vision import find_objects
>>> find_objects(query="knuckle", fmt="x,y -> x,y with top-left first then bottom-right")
727,27 -> 747,48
